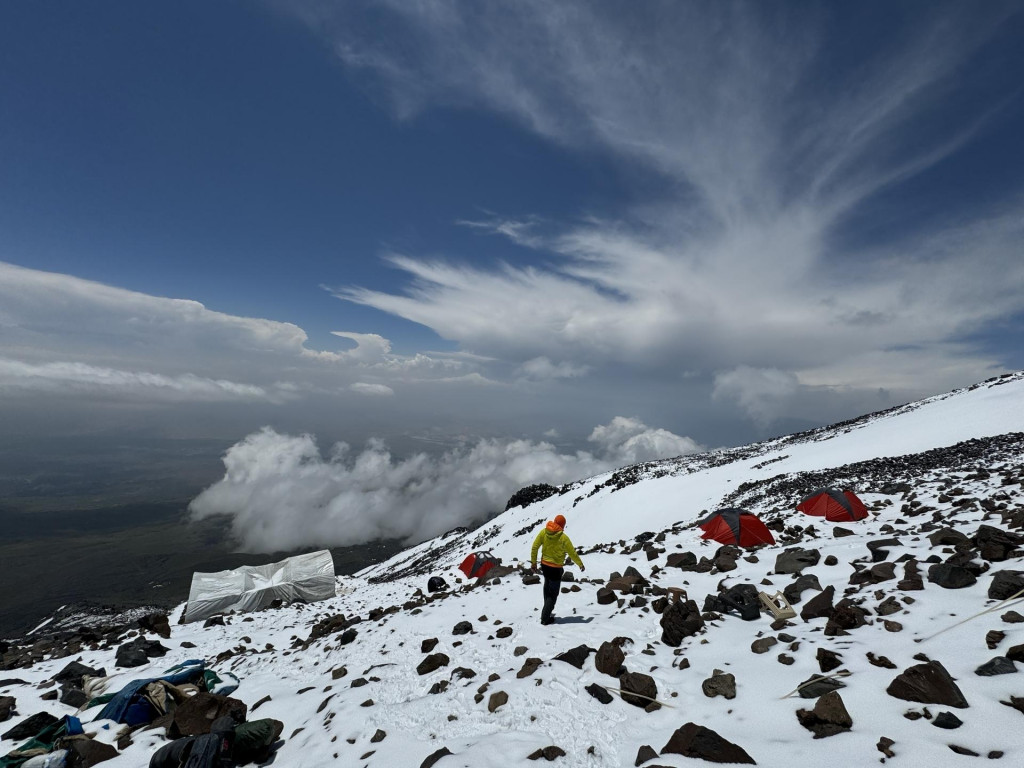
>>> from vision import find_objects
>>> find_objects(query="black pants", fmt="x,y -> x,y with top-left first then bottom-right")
541,564 -> 563,622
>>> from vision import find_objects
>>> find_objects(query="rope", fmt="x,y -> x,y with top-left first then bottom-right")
779,669 -> 851,700
916,587 -> 1024,643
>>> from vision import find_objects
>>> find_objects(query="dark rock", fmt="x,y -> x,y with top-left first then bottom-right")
797,675 -> 846,698
932,711 -> 963,729
2,711 -> 58,740
1003,611 -> 1024,623
659,599 -> 704,647
832,527 -> 855,538
371,729 -> 386,743
417,653 -> 451,676
421,638 -> 439,653
886,660 -> 969,708
527,745 -> 567,761
973,525 -> 1024,562
331,666 -> 347,680
585,683 -> 613,704
506,483 -> 559,510
876,596 -> 902,616
661,722 -> 756,764
496,627 -> 514,639
666,552 -> 697,570
452,621 -> 473,635
989,571 -> 1024,600
778,654 -> 795,665
522,573 -> 541,585
897,559 -> 924,591
796,690 -> 853,738
1001,696 -> 1024,715
867,652 -> 897,669
816,649 -> 842,673
783,574 -> 822,605
927,563 -> 977,589
138,612 -> 171,639
65,738 -> 118,766
635,744 -> 659,765
701,670 -> 736,700
169,692 -> 247,738
619,672 -> 658,708
554,644 -> 595,669
596,587 -> 617,605
595,641 -> 626,677
775,548 -> 820,574
0,696 -> 14,722
53,661 -> 103,687
1007,644 -> 1024,662
421,747 -> 453,767
824,599 -> 869,636
949,744 -> 980,757
751,637 -> 778,654
974,657 -> 1017,676
877,737 -> 896,758
60,686 -> 89,708
451,667 -> 476,681
203,616 -> 225,627
987,630 -> 1006,649
849,561 -> 896,585
517,658 -> 543,679
487,691 -> 508,712
115,637 -> 168,668
823,555 -> 838,566
800,585 -> 835,621
929,528 -> 970,546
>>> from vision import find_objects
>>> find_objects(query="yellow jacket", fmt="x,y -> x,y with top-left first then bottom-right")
531,522 -> 584,569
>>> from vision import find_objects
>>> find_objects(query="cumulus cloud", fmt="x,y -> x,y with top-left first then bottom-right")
517,356 -> 589,381
712,366 -> 802,427
189,417 -> 703,551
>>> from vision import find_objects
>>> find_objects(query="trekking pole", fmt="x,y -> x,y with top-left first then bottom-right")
916,587 -> 1024,644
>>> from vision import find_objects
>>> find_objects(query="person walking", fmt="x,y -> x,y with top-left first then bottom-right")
530,514 -> 585,625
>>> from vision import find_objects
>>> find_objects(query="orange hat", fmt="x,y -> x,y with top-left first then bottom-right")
554,514 -> 566,527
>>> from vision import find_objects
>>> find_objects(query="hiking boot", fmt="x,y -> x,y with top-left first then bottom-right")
541,616 -> 555,626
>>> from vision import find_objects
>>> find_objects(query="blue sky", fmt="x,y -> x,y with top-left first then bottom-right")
2,2 -> 1024,520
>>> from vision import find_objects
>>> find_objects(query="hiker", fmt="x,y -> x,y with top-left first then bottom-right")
530,514 -> 585,625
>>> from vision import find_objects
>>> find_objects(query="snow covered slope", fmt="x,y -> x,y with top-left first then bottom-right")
2,372 -> 1024,768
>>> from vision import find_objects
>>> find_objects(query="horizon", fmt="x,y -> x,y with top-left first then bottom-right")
3,2 -> 1024,545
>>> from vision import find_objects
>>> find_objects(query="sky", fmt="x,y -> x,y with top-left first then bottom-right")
2,2 -> 1024,540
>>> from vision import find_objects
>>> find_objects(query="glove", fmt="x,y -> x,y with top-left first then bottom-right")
531,563 -> 537,571
580,565 -> 586,572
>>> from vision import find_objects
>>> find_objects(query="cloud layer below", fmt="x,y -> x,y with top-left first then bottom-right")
189,417 -> 701,551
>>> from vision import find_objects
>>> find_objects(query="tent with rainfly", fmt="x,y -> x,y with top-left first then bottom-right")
797,488 -> 869,522
698,508 -> 775,547
458,550 -> 500,580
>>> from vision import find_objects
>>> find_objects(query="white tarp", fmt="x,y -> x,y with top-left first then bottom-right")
181,550 -> 336,624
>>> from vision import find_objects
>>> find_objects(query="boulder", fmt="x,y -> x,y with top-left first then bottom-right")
487,691 -> 508,712
635,744 -> 659,766
65,738 -> 118,767
973,525 -> 1024,562
421,747 -> 453,768
452,621 -> 473,635
775,548 -> 820,574
661,723 -> 756,764
517,658 -> 543,679
816,649 -> 842,674
932,711 -> 963,729
2,711 -> 58,740
596,588 -> 617,605
665,552 -> 697,570
138,612 -> 172,639
595,641 -> 626,677
849,562 -> 896,585
417,653 -> 451,676
169,692 -> 247,738
974,657 -> 1017,676
800,586 -> 835,622
660,599 -> 704,647
619,672 -> 658,708
0,696 -> 14,723
824,599 -> 869,636
796,690 -> 853,738
783,575 -> 822,605
989,570 -> 1024,600
886,660 -> 969,708
421,638 -> 439,653
553,644 -> 595,669
527,746 -> 567,761
751,637 -> 778,654
797,675 -> 846,699
927,563 -> 977,589
701,670 -> 736,700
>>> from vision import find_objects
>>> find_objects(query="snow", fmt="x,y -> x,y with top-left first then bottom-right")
2,372 -> 1024,767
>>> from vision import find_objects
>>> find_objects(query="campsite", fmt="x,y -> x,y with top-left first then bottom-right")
1,372 -> 1023,767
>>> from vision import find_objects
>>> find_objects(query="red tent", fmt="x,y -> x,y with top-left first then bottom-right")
458,550 -> 499,580
698,508 -> 775,547
797,488 -> 868,522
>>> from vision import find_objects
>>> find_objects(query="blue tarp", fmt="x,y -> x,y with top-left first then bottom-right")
93,659 -> 205,725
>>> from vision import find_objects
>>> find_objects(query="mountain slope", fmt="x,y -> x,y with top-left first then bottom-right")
2,372 -> 1023,767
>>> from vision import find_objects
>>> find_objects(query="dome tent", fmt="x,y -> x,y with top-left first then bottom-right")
697,508 -> 775,547
797,488 -> 869,522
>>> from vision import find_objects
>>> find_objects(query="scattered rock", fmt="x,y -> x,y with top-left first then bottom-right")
987,631 -> 1007,649
554,645 -> 596,669
488,691 -> 508,712
2,711 -> 58,740
932,711 -> 963,729
659,599 -> 705,647
496,627 -> 514,639
65,738 -> 118,766
661,722 -> 756,764
989,571 -> 1024,600
975,657 -> 1017,676
1002,611 -> 1024,624
421,747 -> 453,767
800,586 -> 835,622
452,621 -> 473,635
595,641 -> 626,677
886,660 -> 969,708
517,658 -> 543,679
138,612 -> 171,639
816,649 -> 842,674
702,670 -> 736,700
927,563 -> 977,589
169,692 -> 247,738
635,744 -> 659,765
417,653 -> 451,676
797,675 -> 846,699
775,548 -> 820,574
877,737 -> 895,758
527,745 -> 567,761
585,683 -> 613,704
0,696 -> 14,723
796,690 -> 853,738
751,637 -> 778,654
949,744 -> 980,757
619,672 -> 658,709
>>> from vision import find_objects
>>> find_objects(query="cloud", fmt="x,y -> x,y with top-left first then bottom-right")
712,366 -> 802,427
189,417 -> 703,551
350,382 -> 394,396
294,2 -> 1022,422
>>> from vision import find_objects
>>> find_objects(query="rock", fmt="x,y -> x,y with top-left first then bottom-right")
797,675 -> 846,698
619,672 -> 658,708
816,649 -> 842,673
1002,610 -> 1024,623
371,729 -> 386,743
451,667 -> 477,681
138,612 -> 171,639
783,574 -> 822,605
973,525 -> 1024,561
514,646 -> 528,657
596,588 -> 617,605
169,692 -> 247,738
987,630 -> 1006,649
886,660 -> 969,708
796,690 -> 853,738
778,654 -> 795,665
949,745 -> 980,757
1007,644 -> 1024,662
975,657 -> 1017,676
666,552 -> 698,570
751,637 -> 778,654
421,747 -> 453,767
496,627 -> 514,638
877,737 -> 895,758
823,555 -> 838,566
824,599 -> 869,636
517,658 -> 543,679
452,621 -> 473,635
929,528 -> 970,546
506,483 -> 559,510
417,653 -> 451,676
2,711 -> 58,740
897,559 -> 924,591
487,691 -> 508,712
775,548 -> 820,574
702,670 -> 736,700
800,586 -> 835,621
849,561 -> 896,585
339,628 -> 358,645
527,746 -> 567,761
832,527 -> 855,538
932,711 -> 963,729
661,722 -> 756,764
421,638 -> 439,653
115,637 -> 168,668
554,645 -> 595,669
60,686 -> 89,708
522,573 -> 541,585
53,661 -> 104,687
635,744 -> 659,765
867,652 -> 897,669
989,571 -> 1024,600
1001,696 -> 1024,715
876,596 -> 902,616
585,683 -> 613,704
595,641 -> 626,677
927,563 -> 977,589
0,696 -> 14,722
659,599 -> 704,647
867,538 -> 901,562
66,738 -> 118,766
